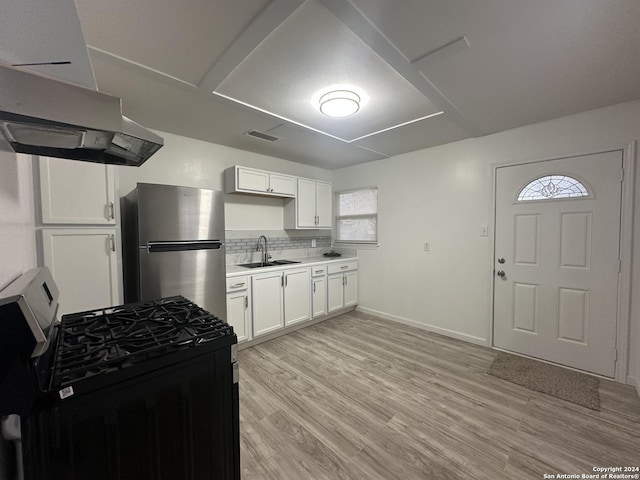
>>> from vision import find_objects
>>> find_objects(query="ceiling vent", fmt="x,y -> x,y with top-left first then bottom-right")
244,129 -> 280,143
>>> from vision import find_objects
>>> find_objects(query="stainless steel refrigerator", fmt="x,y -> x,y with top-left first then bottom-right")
122,183 -> 227,320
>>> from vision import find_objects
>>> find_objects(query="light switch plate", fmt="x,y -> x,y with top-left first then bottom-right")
480,226 -> 488,237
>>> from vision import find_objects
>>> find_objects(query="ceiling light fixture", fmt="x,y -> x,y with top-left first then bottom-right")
319,90 -> 360,118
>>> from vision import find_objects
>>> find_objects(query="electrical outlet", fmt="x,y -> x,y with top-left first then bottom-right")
424,242 -> 430,252
311,239 -> 317,247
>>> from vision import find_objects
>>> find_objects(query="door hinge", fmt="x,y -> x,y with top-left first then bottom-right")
614,348 -> 618,362
621,168 -> 624,182
618,259 -> 622,273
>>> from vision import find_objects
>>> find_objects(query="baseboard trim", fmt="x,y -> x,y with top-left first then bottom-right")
356,306 -> 488,347
628,375 -> 640,399
238,307 -> 356,351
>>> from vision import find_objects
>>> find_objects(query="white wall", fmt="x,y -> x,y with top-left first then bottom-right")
332,99 -> 640,386
0,152 -> 36,290
117,130 -> 332,231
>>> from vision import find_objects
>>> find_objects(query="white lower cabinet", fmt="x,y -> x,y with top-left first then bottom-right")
251,271 -> 284,337
228,260 -> 357,342
226,276 -> 251,343
327,261 -> 358,313
41,228 -> 119,316
344,271 -> 358,308
327,274 -> 345,313
311,265 -> 327,318
284,268 -> 311,326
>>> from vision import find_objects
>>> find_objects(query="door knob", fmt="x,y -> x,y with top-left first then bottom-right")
497,257 -> 505,264
497,270 -> 506,277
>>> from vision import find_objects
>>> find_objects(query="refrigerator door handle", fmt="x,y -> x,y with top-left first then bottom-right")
146,240 -> 224,253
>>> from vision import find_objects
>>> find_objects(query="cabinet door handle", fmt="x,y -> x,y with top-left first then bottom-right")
109,234 -> 116,252
313,281 -> 316,293
284,275 -> 288,287
245,296 -> 248,309
230,283 -> 245,289
107,202 -> 115,220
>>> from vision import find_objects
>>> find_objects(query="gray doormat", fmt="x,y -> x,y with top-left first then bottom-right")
488,352 -> 600,410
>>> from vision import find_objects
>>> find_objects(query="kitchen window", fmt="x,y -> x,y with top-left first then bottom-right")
334,187 -> 378,244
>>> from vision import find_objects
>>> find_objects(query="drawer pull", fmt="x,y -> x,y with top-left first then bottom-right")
315,269 -> 324,274
341,266 -> 348,270
230,282 -> 245,288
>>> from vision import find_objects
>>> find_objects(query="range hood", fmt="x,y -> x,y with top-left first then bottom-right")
0,63 -> 163,167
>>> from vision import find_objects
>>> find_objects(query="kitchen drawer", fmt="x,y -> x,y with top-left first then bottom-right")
226,276 -> 249,292
327,261 -> 358,274
311,265 -> 327,277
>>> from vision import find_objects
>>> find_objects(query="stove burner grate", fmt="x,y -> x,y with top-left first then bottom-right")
50,296 -> 232,387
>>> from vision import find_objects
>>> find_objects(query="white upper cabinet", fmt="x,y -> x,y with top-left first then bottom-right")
284,178 -> 332,229
39,156 -> 116,225
225,166 -> 296,197
296,179 -> 317,228
268,173 -> 297,196
315,182 -> 332,228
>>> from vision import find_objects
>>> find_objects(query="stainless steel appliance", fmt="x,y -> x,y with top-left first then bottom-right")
122,183 -> 227,321
0,267 -> 240,480
0,63 -> 163,167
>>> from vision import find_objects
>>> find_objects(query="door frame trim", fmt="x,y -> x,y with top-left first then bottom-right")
488,142 -> 636,383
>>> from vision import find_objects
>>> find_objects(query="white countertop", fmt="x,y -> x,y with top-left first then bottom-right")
226,255 -> 357,277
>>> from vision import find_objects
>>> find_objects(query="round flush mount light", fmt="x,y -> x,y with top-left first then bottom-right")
319,90 -> 360,118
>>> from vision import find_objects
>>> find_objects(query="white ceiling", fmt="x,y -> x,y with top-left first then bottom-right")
8,0 -> 640,169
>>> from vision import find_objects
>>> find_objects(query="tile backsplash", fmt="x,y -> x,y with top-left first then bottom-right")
226,235 -> 331,254
225,230 -> 333,265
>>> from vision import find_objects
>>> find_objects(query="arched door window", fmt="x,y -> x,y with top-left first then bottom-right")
516,175 -> 590,202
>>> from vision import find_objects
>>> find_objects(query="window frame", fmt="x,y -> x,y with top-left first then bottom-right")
515,173 -> 593,203
333,186 -> 379,246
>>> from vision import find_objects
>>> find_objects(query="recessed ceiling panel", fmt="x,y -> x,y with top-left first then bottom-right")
352,0 -> 640,134
89,51 -> 383,169
353,113 -> 469,157
215,0 -> 440,142
75,0 -> 269,85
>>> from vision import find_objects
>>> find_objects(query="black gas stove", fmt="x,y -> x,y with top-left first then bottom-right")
50,296 -> 232,388
0,269 -> 239,480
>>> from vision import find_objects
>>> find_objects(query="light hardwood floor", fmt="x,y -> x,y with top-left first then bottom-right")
238,311 -> 640,479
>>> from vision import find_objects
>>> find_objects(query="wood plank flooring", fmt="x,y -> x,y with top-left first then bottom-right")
238,311 -> 640,479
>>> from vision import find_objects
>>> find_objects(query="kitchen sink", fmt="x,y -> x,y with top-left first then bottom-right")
238,260 -> 301,268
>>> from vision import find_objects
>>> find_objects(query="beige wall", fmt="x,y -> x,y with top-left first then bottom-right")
331,99 -> 640,387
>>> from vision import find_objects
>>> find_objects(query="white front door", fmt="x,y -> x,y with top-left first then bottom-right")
493,151 -> 622,377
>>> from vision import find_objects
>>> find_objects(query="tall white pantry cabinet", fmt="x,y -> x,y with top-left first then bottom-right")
36,156 -> 121,316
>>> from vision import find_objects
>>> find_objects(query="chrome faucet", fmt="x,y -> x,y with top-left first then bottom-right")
256,235 -> 270,263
